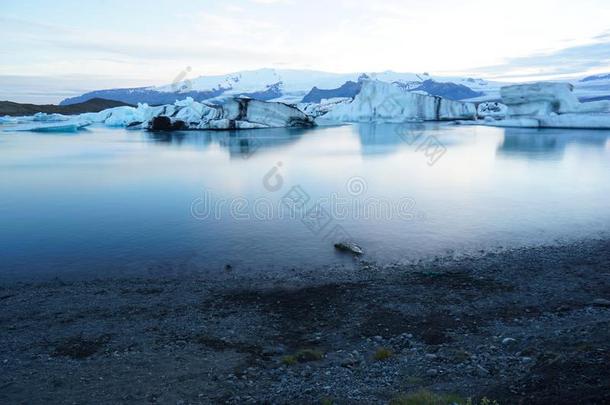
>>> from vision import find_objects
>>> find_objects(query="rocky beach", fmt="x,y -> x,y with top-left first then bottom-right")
2,239 -> 609,404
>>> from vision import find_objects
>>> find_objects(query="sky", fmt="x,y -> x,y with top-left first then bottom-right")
1,0 -> 610,103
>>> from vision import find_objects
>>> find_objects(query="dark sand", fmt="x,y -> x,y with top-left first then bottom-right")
1,239 -> 609,404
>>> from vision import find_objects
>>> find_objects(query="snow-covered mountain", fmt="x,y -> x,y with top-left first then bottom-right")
59,68 -> 610,107
60,69 -> 507,106
574,74 -> 610,102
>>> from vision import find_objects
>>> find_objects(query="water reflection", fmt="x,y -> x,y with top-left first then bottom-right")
357,123 -> 415,155
1,123 -> 609,281
146,127 -> 308,158
144,124 -> 610,163
498,128 -> 610,159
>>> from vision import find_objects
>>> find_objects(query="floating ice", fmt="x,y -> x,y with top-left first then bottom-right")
0,115 -> 18,125
316,80 -> 477,123
6,121 -> 92,133
69,97 -> 315,131
298,98 -> 352,118
32,112 -> 69,122
483,82 -> 610,129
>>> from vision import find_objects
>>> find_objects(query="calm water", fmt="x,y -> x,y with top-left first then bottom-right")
1,123 -> 610,280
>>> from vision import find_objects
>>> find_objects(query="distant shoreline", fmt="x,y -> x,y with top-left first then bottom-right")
0,98 -> 132,116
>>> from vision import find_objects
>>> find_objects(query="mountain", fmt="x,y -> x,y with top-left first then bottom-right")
43,69 -> 610,109
411,80 -> 484,100
301,75 -> 370,103
0,98 -> 132,116
580,73 -> 610,82
59,87 -> 228,106
60,69 -> 500,107
572,73 -> 610,102
301,80 -> 362,103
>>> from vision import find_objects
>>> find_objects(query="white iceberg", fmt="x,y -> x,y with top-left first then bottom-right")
147,97 -> 314,130
6,121 -> 92,133
316,80 -> 477,123
483,82 -> 610,129
298,97 -> 352,118
32,112 -> 69,122
501,82 -> 610,116
0,115 -> 19,124
70,97 -> 315,131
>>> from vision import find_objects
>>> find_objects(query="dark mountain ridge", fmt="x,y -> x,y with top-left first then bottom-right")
0,98 -> 132,116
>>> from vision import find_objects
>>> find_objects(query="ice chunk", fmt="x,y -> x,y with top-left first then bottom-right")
6,121 -> 92,132
501,82 -> 610,116
146,97 -> 314,130
13,96 -> 315,132
483,82 -> 610,128
0,115 -> 18,124
317,80 -> 476,123
298,98 -> 352,118
32,112 -> 69,122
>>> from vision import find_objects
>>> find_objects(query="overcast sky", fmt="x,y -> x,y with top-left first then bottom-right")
2,0 -> 610,102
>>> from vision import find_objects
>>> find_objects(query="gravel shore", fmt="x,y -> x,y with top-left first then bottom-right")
1,239 -> 609,404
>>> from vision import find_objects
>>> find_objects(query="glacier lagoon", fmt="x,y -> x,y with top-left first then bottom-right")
1,123 -> 609,280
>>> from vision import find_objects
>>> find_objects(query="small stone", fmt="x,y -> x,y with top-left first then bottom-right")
373,335 -> 383,341
334,242 -> 364,255
502,338 -> 517,345
425,354 -> 438,359
341,356 -> 360,368
426,368 -> 438,376
590,298 -> 610,307
476,365 -> 490,375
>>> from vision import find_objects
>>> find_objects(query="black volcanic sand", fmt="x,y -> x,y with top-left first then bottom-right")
1,239 -> 609,404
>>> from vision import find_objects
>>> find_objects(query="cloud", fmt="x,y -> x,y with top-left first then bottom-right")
594,30 -> 610,40
248,0 -> 291,4
472,34 -> 610,80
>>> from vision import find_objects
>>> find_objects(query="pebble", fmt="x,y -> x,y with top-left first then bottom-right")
340,357 -> 359,368
502,338 -> 517,345
426,368 -> 438,376
476,365 -> 490,375
590,298 -> 610,307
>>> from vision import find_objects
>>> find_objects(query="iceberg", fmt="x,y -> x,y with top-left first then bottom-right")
145,97 -> 315,130
32,112 -> 69,122
25,97 -> 316,132
6,121 -> 92,133
298,97 -> 352,118
317,80 -> 477,123
0,115 -> 19,124
483,82 -> 610,129
501,82 -> 610,116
